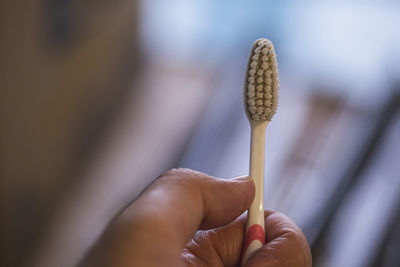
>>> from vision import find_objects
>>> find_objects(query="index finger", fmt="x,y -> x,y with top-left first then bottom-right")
245,210 -> 312,267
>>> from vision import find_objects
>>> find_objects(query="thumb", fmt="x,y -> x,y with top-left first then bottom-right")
124,168 -> 255,246
81,169 -> 255,267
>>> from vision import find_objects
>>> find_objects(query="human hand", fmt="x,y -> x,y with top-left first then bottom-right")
81,168 -> 311,267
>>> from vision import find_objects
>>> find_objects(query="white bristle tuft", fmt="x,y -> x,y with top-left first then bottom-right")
244,38 -> 279,121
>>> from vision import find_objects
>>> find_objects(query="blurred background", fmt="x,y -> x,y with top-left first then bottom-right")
1,0 -> 399,266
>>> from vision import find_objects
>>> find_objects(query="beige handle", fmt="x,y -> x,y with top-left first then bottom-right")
242,121 -> 268,265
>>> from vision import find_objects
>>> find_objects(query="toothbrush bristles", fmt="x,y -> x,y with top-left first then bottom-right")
245,38 -> 279,121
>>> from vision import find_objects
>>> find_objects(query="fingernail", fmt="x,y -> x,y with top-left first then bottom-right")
232,175 -> 250,182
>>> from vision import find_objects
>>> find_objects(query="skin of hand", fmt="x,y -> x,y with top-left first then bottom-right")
81,168 -> 312,267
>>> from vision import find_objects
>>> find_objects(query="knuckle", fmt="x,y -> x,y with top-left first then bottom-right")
159,168 -> 195,179
286,230 -> 312,266
158,168 -> 209,183
158,168 -> 180,179
156,169 -> 206,195
192,229 -> 217,248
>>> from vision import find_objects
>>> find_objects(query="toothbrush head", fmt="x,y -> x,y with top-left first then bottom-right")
244,38 -> 279,122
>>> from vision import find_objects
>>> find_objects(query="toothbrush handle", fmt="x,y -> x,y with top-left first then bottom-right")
241,122 -> 267,265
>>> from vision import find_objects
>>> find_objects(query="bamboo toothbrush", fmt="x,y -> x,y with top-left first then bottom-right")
241,38 -> 279,265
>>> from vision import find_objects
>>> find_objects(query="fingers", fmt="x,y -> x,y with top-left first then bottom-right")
183,213 -> 247,267
245,210 -> 312,267
121,168 -> 255,248
186,210 -> 312,267
184,210 -> 311,267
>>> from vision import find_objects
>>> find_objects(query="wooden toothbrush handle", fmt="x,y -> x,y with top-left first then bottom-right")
241,121 -> 267,265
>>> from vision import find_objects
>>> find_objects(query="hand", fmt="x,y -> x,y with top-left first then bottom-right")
81,168 -> 311,267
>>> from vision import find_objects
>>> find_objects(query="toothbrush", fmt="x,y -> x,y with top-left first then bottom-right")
241,38 -> 279,265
